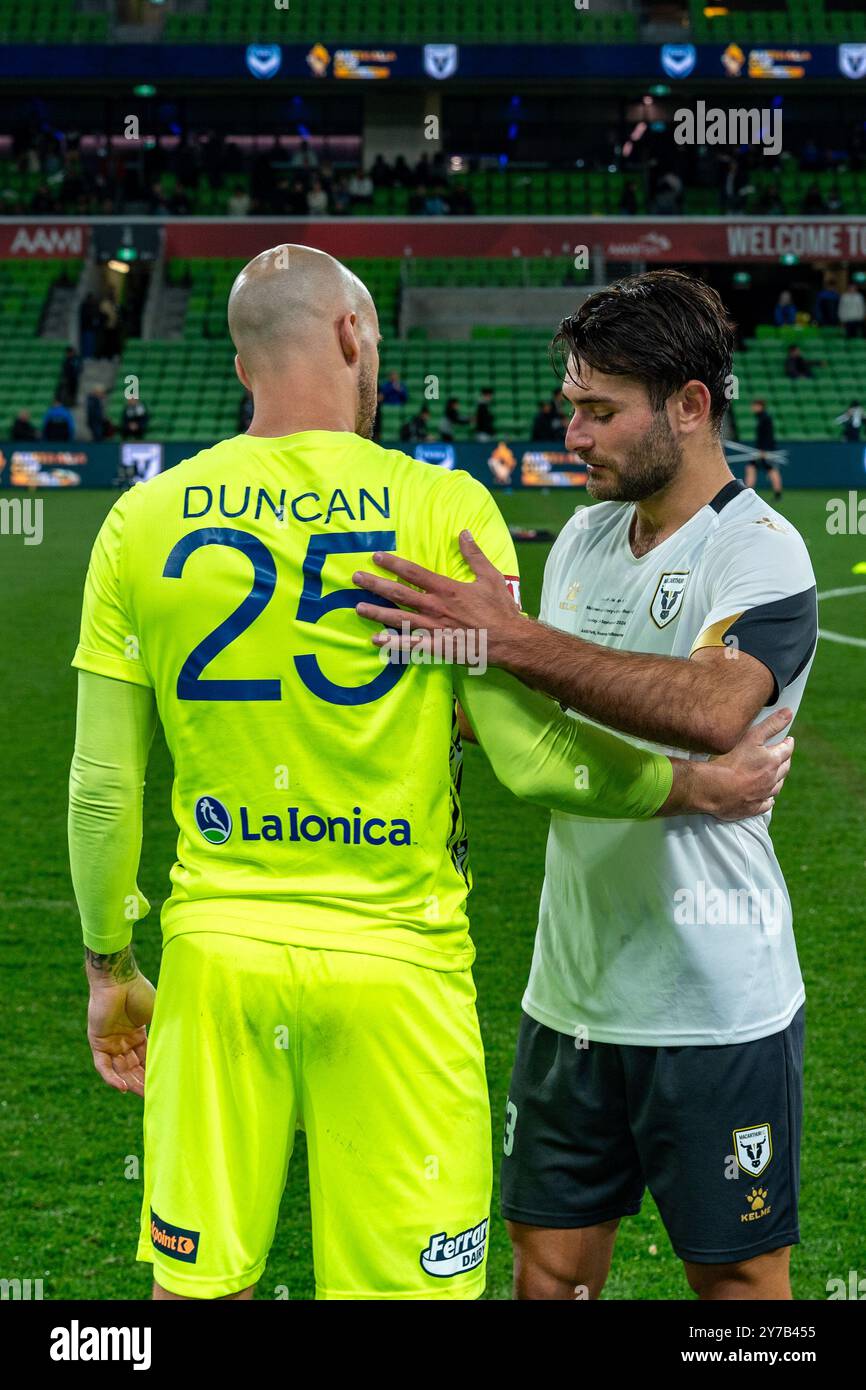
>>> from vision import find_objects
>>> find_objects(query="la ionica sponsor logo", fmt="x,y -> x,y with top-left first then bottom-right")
194,795 -> 412,847
420,1218 -> 489,1277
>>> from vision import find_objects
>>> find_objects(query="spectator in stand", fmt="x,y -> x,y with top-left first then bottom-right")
835,401 -> 864,442
42,396 -> 75,441
746,400 -> 783,502
10,408 -> 37,440
291,139 -> 318,171
98,289 -> 121,360
348,168 -> 374,206
650,170 -> 683,215
802,182 -> 827,215
58,345 -> 82,407
238,391 -> 254,432
331,177 -> 352,216
169,182 -> 192,215
774,290 -> 797,327
370,155 -> 392,188
79,292 -> 101,359
439,396 -> 470,441
86,386 -> 109,442
408,184 -> 427,215
121,395 -> 149,440
473,387 -> 496,442
306,177 -> 329,215
424,187 -> 449,216
784,344 -> 820,379
814,276 -> 840,327
380,370 -> 408,405
531,400 -> 559,441
227,185 -> 251,217
839,282 -> 866,339
400,405 -> 432,443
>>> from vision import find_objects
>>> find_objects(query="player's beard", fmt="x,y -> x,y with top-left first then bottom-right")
586,409 -> 684,502
355,352 -> 378,439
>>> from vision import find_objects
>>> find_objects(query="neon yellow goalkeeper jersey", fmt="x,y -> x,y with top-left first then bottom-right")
72,431 -> 521,971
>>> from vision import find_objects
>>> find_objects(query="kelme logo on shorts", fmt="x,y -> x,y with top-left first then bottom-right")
194,795 -> 232,844
420,1218 -> 488,1277
150,1209 -> 200,1264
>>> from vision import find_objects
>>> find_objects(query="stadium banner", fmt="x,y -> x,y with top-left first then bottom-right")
2,219 -> 866,264
0,223 -> 90,257
0,42 -> 860,83
2,439 -> 865,492
161,218 -> 866,263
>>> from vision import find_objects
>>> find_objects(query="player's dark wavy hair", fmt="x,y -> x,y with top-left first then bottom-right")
550,269 -> 736,434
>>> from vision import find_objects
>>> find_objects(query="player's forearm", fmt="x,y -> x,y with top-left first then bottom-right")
497,616 -> 735,755
68,672 -> 157,954
455,666 -> 672,820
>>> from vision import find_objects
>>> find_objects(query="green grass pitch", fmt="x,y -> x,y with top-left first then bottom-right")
1,484 -> 863,1300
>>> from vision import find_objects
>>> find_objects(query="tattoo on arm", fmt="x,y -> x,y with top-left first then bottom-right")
84,944 -> 137,983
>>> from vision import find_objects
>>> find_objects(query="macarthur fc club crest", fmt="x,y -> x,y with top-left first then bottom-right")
650,571 -> 689,629
733,1123 -> 773,1178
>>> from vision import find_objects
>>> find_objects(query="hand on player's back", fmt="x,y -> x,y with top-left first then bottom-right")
667,708 -> 794,821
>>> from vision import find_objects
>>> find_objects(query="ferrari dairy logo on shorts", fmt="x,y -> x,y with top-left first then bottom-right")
733,1123 -> 773,1177
650,571 -> 689,629
420,1218 -> 489,1277
194,795 -> 232,844
150,1210 -> 200,1263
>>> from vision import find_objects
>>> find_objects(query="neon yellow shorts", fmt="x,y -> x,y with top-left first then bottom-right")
137,930 -> 492,1300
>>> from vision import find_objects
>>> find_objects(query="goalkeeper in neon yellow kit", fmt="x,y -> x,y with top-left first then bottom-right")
68,246 -> 793,1301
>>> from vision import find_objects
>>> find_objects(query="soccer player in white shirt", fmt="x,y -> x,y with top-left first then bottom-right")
355,271 -> 817,1301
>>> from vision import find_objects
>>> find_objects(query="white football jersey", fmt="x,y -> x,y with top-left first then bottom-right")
523,480 -> 817,1046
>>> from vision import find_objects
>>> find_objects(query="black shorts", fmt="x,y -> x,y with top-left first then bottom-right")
500,1006 -> 804,1265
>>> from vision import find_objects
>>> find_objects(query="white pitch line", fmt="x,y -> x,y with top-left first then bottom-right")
817,585 -> 866,648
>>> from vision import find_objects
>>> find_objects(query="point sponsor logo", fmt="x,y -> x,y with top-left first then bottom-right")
150,1210 -> 200,1264
420,1218 -> 489,1277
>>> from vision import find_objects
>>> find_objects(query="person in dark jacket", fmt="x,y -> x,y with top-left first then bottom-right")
745,399 -> 783,501
42,398 -> 75,440
531,400 -> 558,441
473,388 -> 495,441
11,409 -> 37,440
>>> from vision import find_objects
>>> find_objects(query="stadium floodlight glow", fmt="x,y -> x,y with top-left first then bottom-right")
780,253 -> 799,265
649,84 -> 671,97
733,271 -> 752,287
133,84 -> 157,97
853,270 -> 866,284
116,246 -> 138,263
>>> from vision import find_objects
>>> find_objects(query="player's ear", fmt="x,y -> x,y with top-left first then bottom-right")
337,312 -> 361,366
678,380 -> 711,434
234,353 -> 252,391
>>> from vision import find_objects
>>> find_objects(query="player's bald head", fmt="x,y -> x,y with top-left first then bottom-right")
228,244 -> 376,376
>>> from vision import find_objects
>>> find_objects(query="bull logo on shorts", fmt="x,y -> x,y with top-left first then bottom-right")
650,571 -> 689,629
733,1123 -> 773,1177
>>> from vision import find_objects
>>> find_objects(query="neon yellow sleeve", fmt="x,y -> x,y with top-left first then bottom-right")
440,479 -> 672,820
68,669 -> 158,953
454,665 -> 672,820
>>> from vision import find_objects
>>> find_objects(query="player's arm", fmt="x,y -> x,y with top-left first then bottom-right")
356,529 -> 815,756
454,663 -> 792,822
69,670 -> 157,1096
69,490 -> 158,1097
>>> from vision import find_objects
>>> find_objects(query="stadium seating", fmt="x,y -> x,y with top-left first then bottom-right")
163,1 -> 637,45
0,262 -> 82,433
731,329 -> 866,443
0,0 -> 108,44
690,1 -> 866,42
